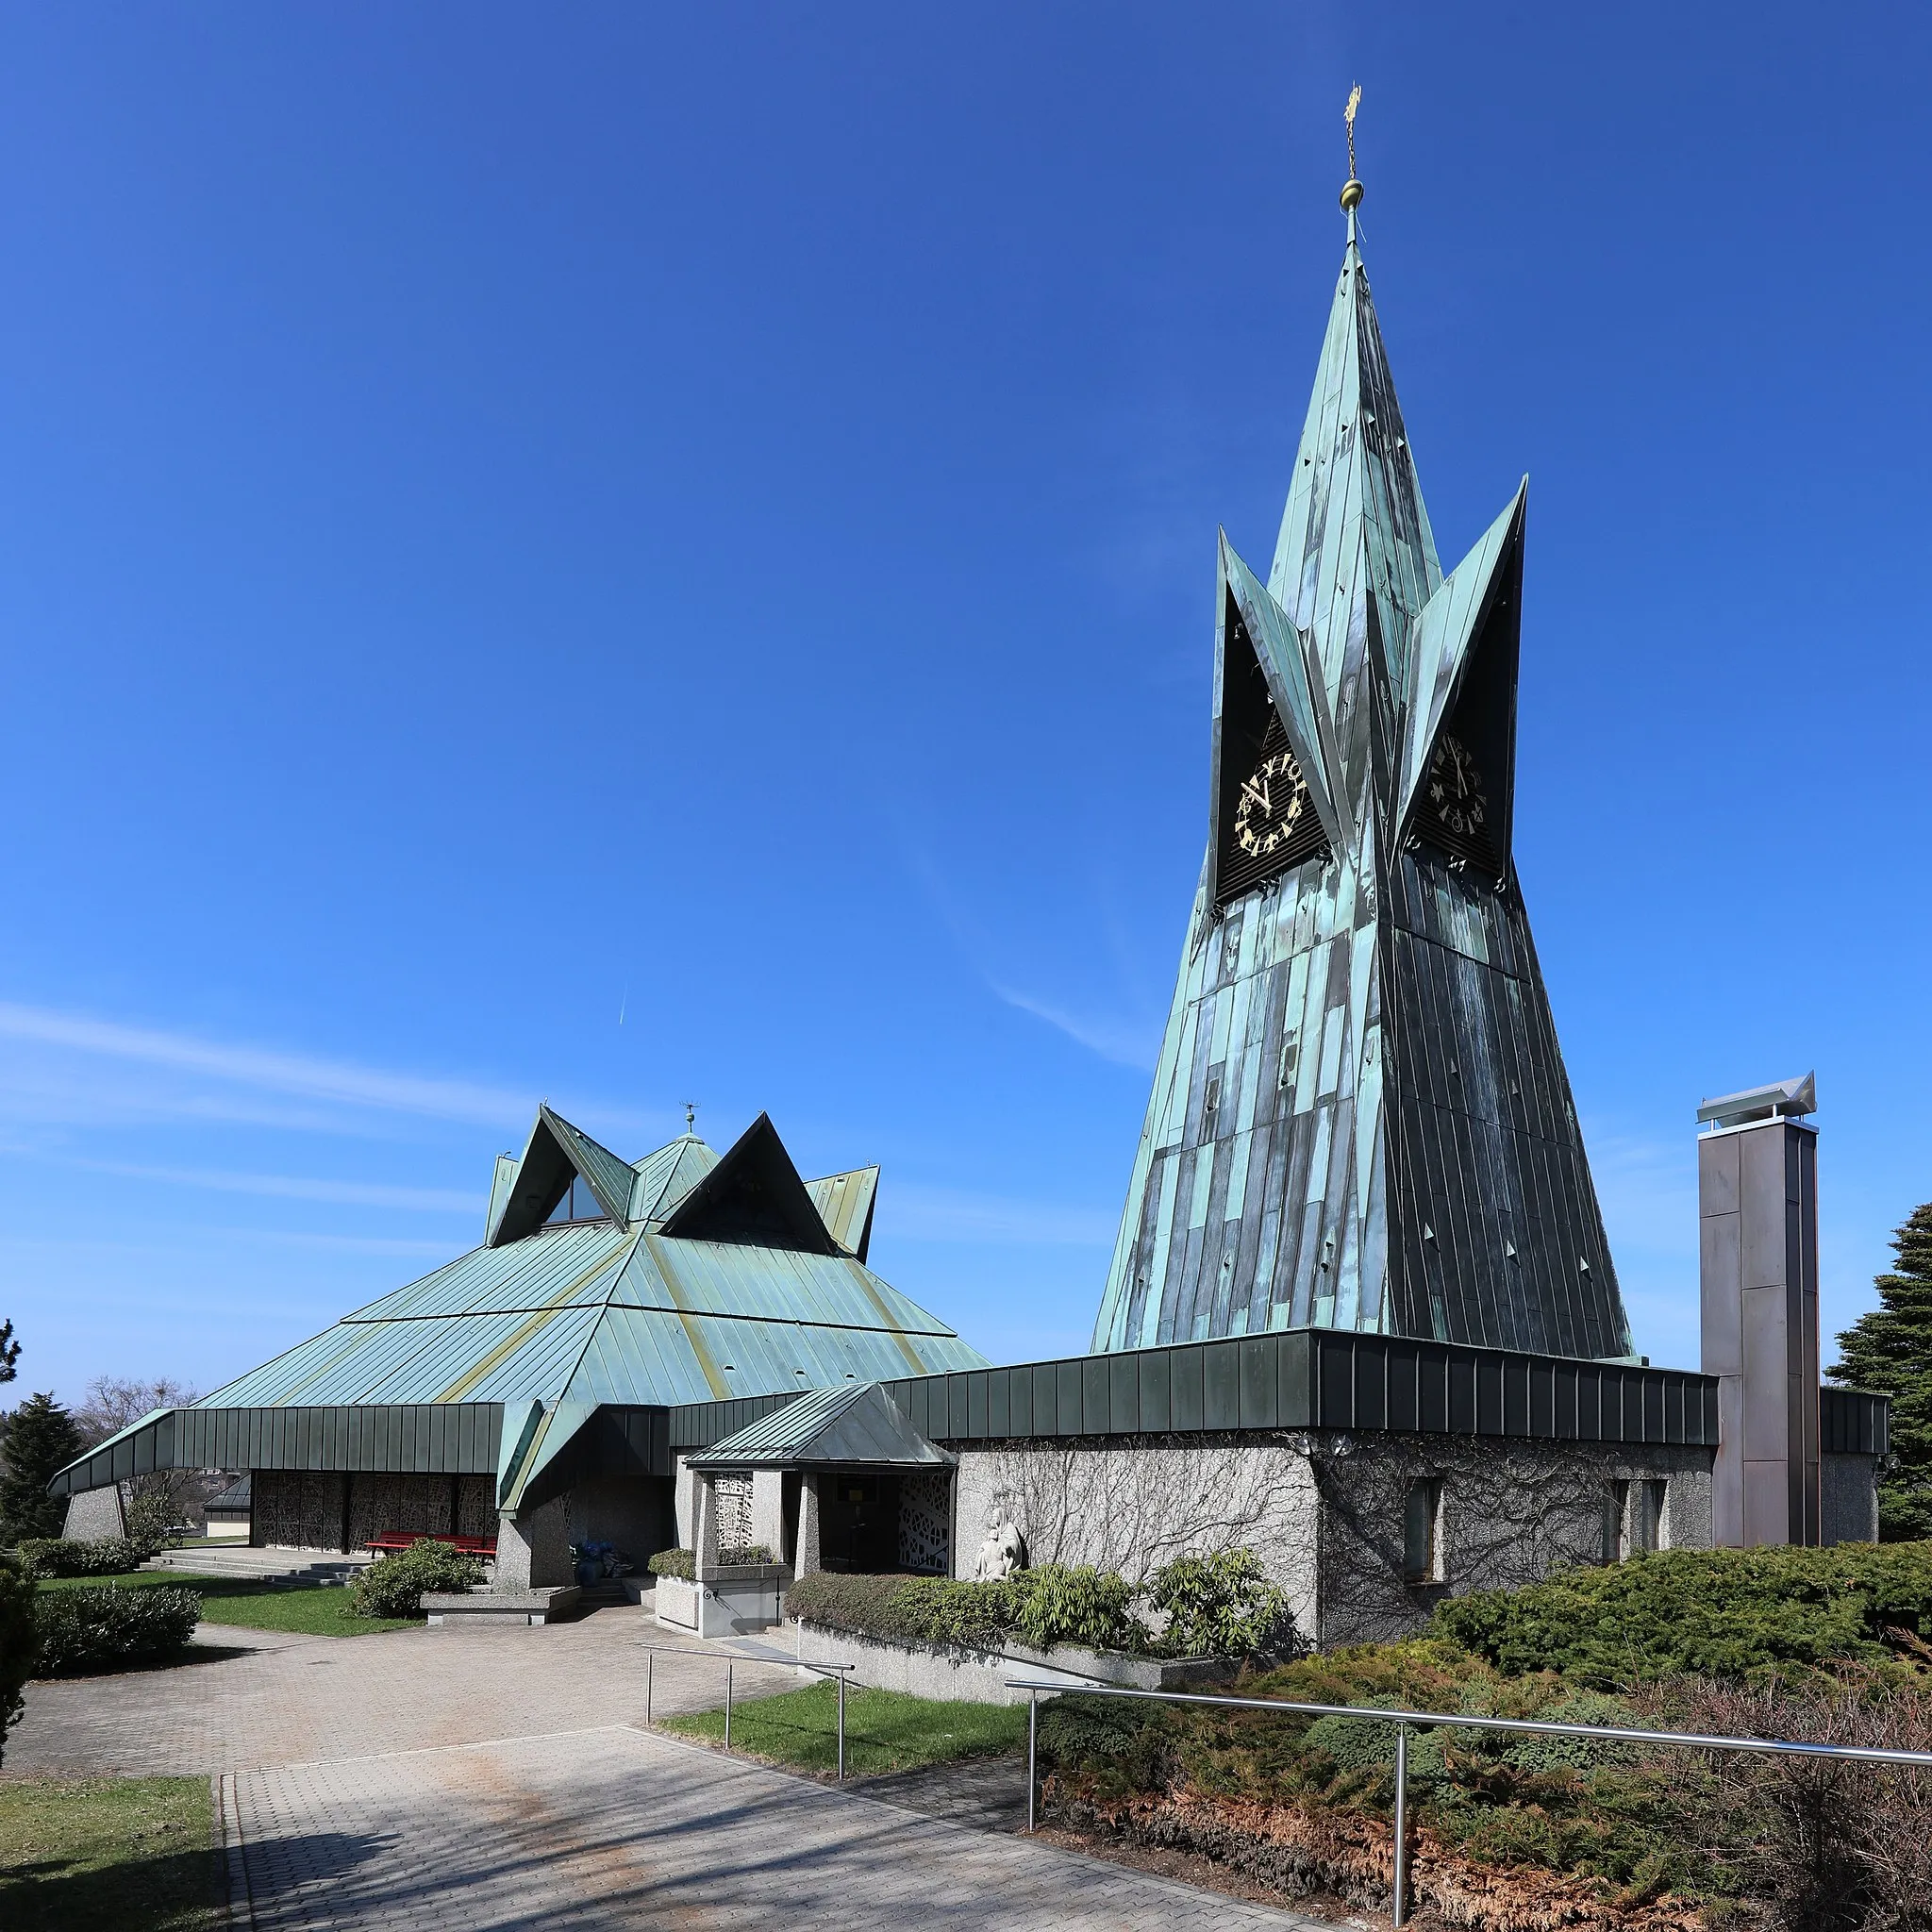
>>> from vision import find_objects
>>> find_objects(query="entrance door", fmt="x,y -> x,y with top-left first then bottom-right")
819,1473 -> 902,1572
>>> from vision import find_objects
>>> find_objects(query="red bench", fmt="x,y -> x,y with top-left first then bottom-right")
363,1532 -> 498,1557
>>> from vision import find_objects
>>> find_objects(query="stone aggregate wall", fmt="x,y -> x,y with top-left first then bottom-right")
955,1432 -> 1717,1648
1822,1452 -> 1880,1546
494,1494 -> 571,1590
1307,1432 -> 1712,1644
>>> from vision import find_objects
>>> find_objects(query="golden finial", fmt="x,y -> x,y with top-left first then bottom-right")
1340,84 -> 1364,212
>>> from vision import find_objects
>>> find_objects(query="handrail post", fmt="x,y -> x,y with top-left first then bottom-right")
725,1662 -> 733,1752
646,1649 -> 654,1727
837,1668 -> 847,1784
1391,1723 -> 1409,1927
1026,1689 -> 1039,1834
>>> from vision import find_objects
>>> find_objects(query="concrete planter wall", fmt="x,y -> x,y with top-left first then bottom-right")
423,1584 -> 581,1627
793,1618 -> 1235,1707
656,1564 -> 791,1638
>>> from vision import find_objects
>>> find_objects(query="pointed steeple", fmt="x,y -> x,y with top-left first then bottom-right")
1268,230 -> 1441,720
1092,161 -> 1635,1367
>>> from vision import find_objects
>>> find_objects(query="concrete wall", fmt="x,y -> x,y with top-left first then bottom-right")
1307,1433 -> 1712,1644
955,1431 -> 1716,1648
494,1493 -> 571,1589
1701,1117 -> 1822,1545
62,1485 -> 126,1541
1822,1452 -> 1880,1546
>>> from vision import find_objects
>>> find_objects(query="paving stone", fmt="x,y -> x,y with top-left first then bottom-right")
12,1607 -> 1334,1929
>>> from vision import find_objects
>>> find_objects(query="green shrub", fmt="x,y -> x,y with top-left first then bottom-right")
648,1548 -> 695,1581
1434,1541 -> 1932,1687
786,1571 -> 922,1639
17,1535 -> 161,1578
1146,1549 -> 1299,1659
715,1544 -> 774,1566
788,1565 -> 1143,1654
349,1540 -> 485,1618
1010,1565 -> 1142,1652
32,1584 -> 202,1674
0,1553 -> 39,1762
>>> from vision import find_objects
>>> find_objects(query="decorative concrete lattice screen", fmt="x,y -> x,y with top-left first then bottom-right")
714,1474 -> 754,1552
898,1470 -> 951,1574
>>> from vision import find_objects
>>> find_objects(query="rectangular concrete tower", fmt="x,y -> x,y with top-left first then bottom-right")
1698,1074 -> 1820,1546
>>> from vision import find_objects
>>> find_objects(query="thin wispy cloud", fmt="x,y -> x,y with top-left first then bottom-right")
0,1001 -> 530,1126
903,847 -> 1163,1072
986,983 -> 1159,1071
60,1157 -> 484,1216
889,1181 -> 1117,1247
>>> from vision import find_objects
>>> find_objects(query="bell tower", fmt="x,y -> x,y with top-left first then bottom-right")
1092,131 -> 1634,1362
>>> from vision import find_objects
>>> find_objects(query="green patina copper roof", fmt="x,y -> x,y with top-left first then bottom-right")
197,1109 -> 987,1418
687,1379 -> 949,1472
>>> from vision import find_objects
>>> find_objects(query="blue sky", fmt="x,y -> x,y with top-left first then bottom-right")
2,4 -> 1927,1407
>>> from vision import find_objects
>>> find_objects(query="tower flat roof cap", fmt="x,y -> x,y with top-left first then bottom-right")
1697,1072 -> 1816,1125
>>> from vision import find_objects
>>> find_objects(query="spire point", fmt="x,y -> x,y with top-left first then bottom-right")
1340,84 -> 1364,214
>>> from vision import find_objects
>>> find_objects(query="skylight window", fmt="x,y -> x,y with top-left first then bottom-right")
543,1174 -> 608,1225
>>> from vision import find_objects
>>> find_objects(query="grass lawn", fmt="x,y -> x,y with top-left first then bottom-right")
0,1775 -> 222,1930
662,1678 -> 1027,1776
34,1571 -> 418,1639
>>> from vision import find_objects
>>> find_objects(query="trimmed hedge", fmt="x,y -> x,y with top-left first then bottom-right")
32,1584 -> 202,1674
1433,1541 -> 1932,1687
350,1540 -> 485,1618
790,1554 -> 1300,1659
789,1565 -> 1144,1654
0,1553 -> 38,1760
647,1549 -> 695,1581
18,1536 -> 162,1578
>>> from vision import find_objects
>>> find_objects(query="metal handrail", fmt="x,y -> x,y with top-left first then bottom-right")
1007,1674 -> 1932,1927
641,1642 -> 858,1781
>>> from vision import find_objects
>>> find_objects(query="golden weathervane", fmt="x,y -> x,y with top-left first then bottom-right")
1341,84 -> 1364,212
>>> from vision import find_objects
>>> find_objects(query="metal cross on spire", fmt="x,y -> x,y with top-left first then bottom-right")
1341,83 -> 1364,213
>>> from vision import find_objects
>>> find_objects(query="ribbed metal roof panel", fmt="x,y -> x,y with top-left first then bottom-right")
558,1305 -> 985,1408
614,1237 -> 957,1342
341,1225 -> 638,1321
205,1316 -> 458,1407
803,1168 -> 878,1255
690,1380 -> 949,1469
629,1136 -> 719,1224
541,1108 -> 637,1223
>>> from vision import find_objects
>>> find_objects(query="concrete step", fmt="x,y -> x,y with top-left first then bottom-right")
142,1546 -> 378,1587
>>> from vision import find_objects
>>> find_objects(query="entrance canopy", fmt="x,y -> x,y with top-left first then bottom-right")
686,1380 -> 951,1473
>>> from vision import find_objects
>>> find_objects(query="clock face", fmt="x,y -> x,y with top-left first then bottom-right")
1426,734 -> 1487,839
1234,747 -> 1311,859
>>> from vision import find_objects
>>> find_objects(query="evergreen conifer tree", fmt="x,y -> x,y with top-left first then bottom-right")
1829,1202 -> 1932,1541
0,1391 -> 85,1542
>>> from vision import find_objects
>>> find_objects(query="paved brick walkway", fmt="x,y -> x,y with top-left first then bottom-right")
12,1610 -> 1331,1929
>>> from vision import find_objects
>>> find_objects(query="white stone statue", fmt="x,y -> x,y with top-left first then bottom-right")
974,1514 -> 1026,1582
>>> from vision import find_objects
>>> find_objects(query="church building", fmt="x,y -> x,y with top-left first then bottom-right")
51,175 -> 1886,1644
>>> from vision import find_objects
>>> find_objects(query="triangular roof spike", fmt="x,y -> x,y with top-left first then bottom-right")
1219,530 -> 1353,856
1395,480 -> 1527,848
658,1113 -> 842,1256
1268,233 -> 1442,703
485,1152 -> 520,1246
538,1107 -> 636,1218
803,1166 -> 879,1261
627,1133 -> 720,1224
488,1106 -> 634,1246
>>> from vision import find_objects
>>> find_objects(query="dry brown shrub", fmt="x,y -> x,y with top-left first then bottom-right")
1637,1669 -> 1932,1932
1048,1781 -> 1704,1931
